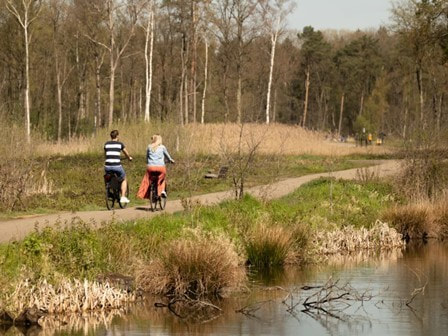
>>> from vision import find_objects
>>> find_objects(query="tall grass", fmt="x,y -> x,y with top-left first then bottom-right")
383,197 -> 448,240
245,223 -> 292,267
0,126 -> 50,211
35,122 -> 392,157
136,231 -> 245,298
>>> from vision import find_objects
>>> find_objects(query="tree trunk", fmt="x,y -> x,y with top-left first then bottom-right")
272,87 -> 277,123
109,62 -> 115,127
266,29 -> 278,125
95,54 -> 102,130
201,38 -> 208,124
302,65 -> 310,128
24,25 -> 31,143
237,73 -> 242,123
417,67 -> 425,128
144,4 -> 154,123
56,73 -> 62,143
338,92 -> 345,137
190,1 -> 198,123
437,94 -> 443,132
359,89 -> 364,116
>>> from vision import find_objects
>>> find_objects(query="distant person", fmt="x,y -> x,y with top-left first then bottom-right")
137,134 -> 175,199
378,132 -> 386,144
368,133 -> 373,145
361,128 -> 367,147
104,130 -> 133,203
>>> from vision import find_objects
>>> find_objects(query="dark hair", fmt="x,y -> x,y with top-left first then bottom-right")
110,130 -> 119,139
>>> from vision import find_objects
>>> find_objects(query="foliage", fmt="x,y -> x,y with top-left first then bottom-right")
0,147 -> 372,218
0,178 -> 398,291
2,0 -> 448,141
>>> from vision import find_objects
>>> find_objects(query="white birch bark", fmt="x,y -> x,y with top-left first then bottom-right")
201,37 -> 209,124
265,19 -> 279,125
144,0 -> 155,123
6,0 -> 42,143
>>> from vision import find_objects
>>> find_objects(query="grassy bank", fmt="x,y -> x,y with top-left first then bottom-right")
0,153 -> 372,218
0,178 -> 401,301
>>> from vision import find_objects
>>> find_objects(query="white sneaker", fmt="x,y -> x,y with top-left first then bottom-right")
120,196 -> 130,203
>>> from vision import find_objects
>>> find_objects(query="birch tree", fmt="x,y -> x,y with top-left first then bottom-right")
259,0 -> 295,124
5,0 -> 42,143
142,0 -> 156,123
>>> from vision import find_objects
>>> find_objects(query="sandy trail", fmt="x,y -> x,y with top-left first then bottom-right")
0,160 -> 400,243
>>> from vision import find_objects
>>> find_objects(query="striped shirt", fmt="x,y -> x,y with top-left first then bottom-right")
104,141 -> 125,167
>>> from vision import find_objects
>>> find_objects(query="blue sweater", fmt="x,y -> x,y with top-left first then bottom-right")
146,145 -> 173,166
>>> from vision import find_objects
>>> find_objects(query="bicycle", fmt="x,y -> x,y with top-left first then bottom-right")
104,173 -> 129,210
148,171 -> 167,211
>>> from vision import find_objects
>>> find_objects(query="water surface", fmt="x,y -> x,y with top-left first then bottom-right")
44,242 -> 448,336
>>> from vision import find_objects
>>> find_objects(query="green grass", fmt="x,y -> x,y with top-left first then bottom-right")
270,178 -> 396,229
0,178 -> 397,287
0,153 -> 373,219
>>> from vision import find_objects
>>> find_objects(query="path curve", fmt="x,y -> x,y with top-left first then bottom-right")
0,160 -> 400,243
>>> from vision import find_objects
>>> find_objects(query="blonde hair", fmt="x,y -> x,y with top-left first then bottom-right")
150,134 -> 162,151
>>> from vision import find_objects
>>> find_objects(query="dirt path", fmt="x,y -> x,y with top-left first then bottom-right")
0,160 -> 400,243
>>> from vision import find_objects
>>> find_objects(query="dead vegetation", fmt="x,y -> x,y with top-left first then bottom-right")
0,278 -> 136,326
34,123 -> 392,157
0,127 -> 51,211
135,231 -> 246,298
311,220 -> 404,256
382,196 -> 448,240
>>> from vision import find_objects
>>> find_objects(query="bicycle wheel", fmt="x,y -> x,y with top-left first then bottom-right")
159,195 -> 166,210
118,184 -> 130,209
149,183 -> 157,211
105,186 -> 115,210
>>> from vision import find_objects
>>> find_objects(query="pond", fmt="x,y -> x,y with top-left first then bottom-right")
18,242 -> 448,336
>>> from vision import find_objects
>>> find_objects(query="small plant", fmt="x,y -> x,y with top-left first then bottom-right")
356,166 -> 379,183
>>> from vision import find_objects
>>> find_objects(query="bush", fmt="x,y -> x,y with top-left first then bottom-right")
136,231 -> 245,298
382,203 -> 434,240
245,222 -> 292,268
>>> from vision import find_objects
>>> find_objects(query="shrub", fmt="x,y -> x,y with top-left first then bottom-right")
136,231 -> 245,298
432,197 -> 448,240
382,203 -> 435,240
245,222 -> 292,268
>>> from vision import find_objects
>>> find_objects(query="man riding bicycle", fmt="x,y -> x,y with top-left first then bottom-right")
104,130 -> 133,203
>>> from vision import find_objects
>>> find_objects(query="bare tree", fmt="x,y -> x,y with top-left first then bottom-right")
142,0 -> 156,123
259,0 -> 295,124
5,0 -> 43,143
87,0 -> 145,127
212,0 -> 259,123
50,0 -> 74,142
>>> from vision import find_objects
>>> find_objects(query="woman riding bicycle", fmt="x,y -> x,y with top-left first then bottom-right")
137,134 -> 175,200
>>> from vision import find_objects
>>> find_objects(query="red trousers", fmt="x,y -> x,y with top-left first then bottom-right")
137,166 -> 166,199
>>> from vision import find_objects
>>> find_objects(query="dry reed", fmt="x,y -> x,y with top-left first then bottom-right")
245,223 -> 293,267
382,202 -> 435,240
384,196 -> 448,240
311,220 -> 404,256
1,278 -> 136,321
136,231 -> 246,298
34,123 -> 392,157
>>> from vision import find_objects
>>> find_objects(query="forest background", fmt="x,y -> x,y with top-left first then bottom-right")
2,0 -> 448,143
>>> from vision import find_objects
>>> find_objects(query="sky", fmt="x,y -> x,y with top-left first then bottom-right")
288,0 -> 394,32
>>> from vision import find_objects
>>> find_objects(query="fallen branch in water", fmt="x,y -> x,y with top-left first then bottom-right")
154,295 -> 223,323
405,267 -> 428,309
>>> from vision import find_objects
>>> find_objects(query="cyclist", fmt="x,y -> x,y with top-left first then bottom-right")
104,129 -> 133,203
137,134 -> 174,199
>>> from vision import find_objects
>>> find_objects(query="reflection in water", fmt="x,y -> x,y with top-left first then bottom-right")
6,242 -> 448,336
